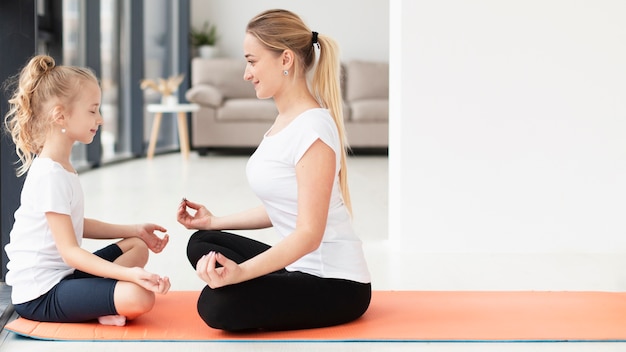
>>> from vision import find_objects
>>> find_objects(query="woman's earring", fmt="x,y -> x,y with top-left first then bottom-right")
61,128 -> 66,134
283,70 -> 289,76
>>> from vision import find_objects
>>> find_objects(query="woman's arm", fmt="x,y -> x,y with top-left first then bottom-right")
47,212 -> 170,293
178,201 -> 272,231
83,218 -> 169,253
212,205 -> 273,230
196,139 -> 335,287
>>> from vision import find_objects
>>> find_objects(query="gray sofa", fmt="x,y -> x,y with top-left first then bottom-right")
185,58 -> 388,153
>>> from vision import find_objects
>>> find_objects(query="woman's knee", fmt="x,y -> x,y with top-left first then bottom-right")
187,230 -> 221,247
197,287 -> 241,331
187,230 -> 219,267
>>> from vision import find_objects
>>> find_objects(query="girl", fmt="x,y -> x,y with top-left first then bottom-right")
4,55 -> 171,326
177,9 -> 371,331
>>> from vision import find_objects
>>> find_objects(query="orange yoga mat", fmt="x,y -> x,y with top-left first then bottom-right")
5,290 -> 626,342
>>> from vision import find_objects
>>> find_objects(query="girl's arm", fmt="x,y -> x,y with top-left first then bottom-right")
84,218 -> 169,253
47,212 -> 170,293
178,201 -> 272,231
196,139 -> 334,287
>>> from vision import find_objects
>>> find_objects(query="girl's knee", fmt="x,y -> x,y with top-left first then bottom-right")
118,237 -> 148,253
117,237 -> 149,267
114,282 -> 155,318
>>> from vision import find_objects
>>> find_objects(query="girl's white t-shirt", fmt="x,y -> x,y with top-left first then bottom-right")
246,108 -> 370,284
5,157 -> 84,304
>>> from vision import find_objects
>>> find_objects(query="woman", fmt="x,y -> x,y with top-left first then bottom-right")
177,9 -> 370,331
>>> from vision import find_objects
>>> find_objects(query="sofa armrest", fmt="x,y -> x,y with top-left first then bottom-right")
185,85 -> 223,108
345,60 -> 389,102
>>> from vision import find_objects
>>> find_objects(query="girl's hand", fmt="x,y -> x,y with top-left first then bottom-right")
136,223 -> 169,253
129,267 -> 171,294
177,198 -> 214,230
196,251 -> 242,288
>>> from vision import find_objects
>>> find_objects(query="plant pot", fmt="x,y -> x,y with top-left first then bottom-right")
161,95 -> 178,105
198,45 -> 217,59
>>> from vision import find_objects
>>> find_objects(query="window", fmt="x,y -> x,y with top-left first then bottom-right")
142,0 -> 183,154
100,0 -> 129,161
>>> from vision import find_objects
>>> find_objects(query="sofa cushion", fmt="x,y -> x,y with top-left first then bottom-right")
217,99 -> 278,122
350,100 -> 389,122
345,60 -> 389,102
191,58 -> 257,99
185,85 -> 223,107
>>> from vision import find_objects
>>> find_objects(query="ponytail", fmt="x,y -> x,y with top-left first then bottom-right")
310,34 -> 352,214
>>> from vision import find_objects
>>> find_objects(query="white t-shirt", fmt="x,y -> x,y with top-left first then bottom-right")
246,108 -> 370,283
5,157 -> 84,304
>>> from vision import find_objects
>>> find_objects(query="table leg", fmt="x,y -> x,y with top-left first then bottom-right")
147,112 -> 163,159
177,112 -> 190,159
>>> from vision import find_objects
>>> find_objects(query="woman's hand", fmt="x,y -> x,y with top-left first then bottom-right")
136,223 -> 169,253
177,198 -> 214,230
196,251 -> 243,288
129,267 -> 171,294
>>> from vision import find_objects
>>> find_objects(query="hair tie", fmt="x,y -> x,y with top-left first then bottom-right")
312,31 -> 319,49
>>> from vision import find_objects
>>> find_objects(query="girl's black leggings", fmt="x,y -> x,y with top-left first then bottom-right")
187,230 -> 371,332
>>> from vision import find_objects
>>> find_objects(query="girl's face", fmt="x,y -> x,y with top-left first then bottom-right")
243,33 -> 285,99
64,80 -> 103,144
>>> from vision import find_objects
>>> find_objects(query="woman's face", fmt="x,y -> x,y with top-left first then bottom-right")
243,33 -> 285,100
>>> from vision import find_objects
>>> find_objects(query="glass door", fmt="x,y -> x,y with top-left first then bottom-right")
142,0 -> 182,155
62,0 -> 89,169
100,0 -> 130,161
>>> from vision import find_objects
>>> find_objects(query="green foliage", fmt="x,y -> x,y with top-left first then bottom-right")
190,21 -> 218,47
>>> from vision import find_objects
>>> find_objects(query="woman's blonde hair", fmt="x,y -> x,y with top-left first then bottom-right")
246,9 -> 353,214
3,55 -> 97,176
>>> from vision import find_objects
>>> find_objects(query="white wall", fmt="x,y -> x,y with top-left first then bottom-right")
390,0 -> 626,254
190,0 -> 389,62
190,1 -> 626,257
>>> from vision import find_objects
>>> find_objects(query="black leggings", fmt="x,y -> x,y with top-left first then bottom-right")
187,230 -> 371,332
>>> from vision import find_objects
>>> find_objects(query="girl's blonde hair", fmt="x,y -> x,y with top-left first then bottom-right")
3,55 -> 97,176
246,9 -> 353,214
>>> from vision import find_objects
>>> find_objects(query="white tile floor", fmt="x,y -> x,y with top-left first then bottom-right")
1,151 -> 625,351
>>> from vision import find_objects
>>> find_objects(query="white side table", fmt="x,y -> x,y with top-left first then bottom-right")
146,103 -> 200,159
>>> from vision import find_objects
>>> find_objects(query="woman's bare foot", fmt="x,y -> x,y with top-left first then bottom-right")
98,315 -> 127,326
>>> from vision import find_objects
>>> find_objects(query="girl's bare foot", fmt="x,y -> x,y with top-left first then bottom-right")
98,315 -> 127,326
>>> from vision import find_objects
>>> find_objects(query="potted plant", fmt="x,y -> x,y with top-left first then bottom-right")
190,21 -> 218,59
140,74 -> 185,105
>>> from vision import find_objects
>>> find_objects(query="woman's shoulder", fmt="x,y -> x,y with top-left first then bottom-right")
300,108 -> 332,119
295,108 -> 340,150
297,108 -> 335,129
